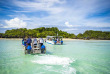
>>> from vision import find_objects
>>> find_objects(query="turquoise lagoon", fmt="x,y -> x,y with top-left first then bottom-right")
0,39 -> 110,74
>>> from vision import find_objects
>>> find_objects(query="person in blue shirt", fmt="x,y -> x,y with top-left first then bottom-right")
61,39 -> 63,45
27,43 -> 32,54
27,37 -> 32,45
41,45 -> 45,53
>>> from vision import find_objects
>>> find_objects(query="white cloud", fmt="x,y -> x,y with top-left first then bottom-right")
0,24 -> 4,28
0,24 -> 3,26
8,14 -> 31,21
13,0 -> 66,14
85,22 -> 110,27
4,18 -> 27,28
65,22 -> 73,27
63,28 -> 78,31
65,22 -> 81,27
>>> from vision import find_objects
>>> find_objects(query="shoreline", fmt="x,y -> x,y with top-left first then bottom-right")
0,38 -> 110,41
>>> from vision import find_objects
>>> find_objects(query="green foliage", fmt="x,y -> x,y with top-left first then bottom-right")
0,27 -> 73,38
77,33 -> 83,39
0,28 -> 110,40
77,30 -> 110,40
5,28 -> 27,38
0,33 -> 5,38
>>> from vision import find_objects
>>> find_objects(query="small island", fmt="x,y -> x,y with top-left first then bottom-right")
0,27 -> 110,40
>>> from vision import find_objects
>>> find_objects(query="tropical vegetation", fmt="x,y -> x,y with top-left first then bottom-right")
0,27 -> 110,40
77,30 -> 110,40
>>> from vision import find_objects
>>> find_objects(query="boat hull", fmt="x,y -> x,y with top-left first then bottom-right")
46,40 -> 62,45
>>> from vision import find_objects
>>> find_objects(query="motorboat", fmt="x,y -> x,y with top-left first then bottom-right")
46,36 -> 63,45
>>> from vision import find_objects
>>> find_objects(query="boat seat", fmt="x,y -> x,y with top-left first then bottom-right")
33,48 -> 40,50
33,45 -> 37,46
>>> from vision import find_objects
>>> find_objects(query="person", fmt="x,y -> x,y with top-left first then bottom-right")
27,43 -> 32,54
33,38 -> 37,45
27,37 -> 32,45
45,39 -> 46,42
39,37 -> 44,47
41,45 -> 45,53
24,39 -> 27,46
22,38 -> 24,45
61,39 -> 63,45
57,37 -> 59,43
57,38 -> 59,41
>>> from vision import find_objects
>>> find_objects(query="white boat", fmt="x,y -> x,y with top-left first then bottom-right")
46,36 -> 63,45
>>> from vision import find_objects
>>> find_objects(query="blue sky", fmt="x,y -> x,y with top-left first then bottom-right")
0,0 -> 110,34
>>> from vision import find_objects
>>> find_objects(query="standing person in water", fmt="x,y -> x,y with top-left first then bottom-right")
41,45 -> 46,53
24,39 -> 27,46
22,38 -> 24,45
33,37 -> 37,45
27,43 -> 32,54
26,37 -> 32,54
39,37 -> 44,47
56,37 -> 59,43
27,37 -> 32,45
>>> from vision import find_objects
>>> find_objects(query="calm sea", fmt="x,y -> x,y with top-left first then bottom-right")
0,39 -> 110,74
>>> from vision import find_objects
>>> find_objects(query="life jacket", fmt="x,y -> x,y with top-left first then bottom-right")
41,45 -> 45,49
27,45 -> 32,50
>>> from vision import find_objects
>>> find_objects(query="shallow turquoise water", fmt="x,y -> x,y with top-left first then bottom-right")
0,39 -> 110,74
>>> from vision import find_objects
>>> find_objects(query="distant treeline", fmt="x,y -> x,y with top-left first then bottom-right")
0,27 -> 75,38
77,30 -> 110,40
0,27 -> 110,40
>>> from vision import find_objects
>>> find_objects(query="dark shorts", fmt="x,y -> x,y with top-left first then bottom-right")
27,50 -> 31,54
41,48 -> 45,53
28,43 -> 31,45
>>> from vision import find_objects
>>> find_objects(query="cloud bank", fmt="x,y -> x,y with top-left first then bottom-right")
3,18 -> 27,28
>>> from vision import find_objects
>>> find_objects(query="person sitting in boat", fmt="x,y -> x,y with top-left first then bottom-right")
27,43 -> 32,54
41,45 -> 45,53
39,37 -> 44,47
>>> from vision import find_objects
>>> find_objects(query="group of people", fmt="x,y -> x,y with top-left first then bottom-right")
22,37 -> 45,54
